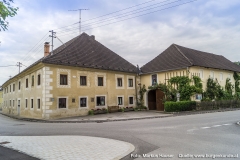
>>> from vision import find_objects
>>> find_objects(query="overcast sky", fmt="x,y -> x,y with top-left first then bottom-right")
0,0 -> 240,85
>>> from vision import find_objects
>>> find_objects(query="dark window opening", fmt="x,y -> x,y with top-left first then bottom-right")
117,78 -> 122,87
128,79 -> 133,87
19,81 -> 21,90
80,98 -> 87,107
60,74 -> 68,85
31,99 -> 33,108
37,99 -> 40,109
96,96 -> 105,106
118,97 -> 123,105
26,78 -> 28,88
152,74 -> 157,85
59,98 -> 67,108
13,84 -> 15,91
98,77 -> 103,86
26,99 -> 28,108
37,74 -> 41,85
32,75 -> 34,87
80,76 -> 87,86
129,97 -> 134,104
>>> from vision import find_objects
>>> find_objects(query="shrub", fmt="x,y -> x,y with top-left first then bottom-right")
164,101 -> 196,112
119,108 -> 124,112
88,110 -> 94,115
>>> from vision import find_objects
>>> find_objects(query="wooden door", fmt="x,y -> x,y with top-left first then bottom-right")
156,89 -> 165,111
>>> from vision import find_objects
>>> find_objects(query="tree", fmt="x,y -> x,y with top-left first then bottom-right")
0,0 -> 18,31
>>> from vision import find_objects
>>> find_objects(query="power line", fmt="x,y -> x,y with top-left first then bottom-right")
79,0 -> 181,28
0,65 -> 17,67
56,0 -> 197,37
54,0 -> 158,32
21,32 -> 49,62
55,0 -> 174,34
22,36 -> 51,64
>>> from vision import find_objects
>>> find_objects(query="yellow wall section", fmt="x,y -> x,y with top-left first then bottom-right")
2,63 -> 136,119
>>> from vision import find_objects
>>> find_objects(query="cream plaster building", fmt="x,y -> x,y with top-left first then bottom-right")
0,87 -> 3,110
2,35 -> 240,118
1,33 -> 138,119
140,44 -> 240,110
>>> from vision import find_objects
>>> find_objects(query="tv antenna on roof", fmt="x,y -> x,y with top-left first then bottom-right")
69,8 -> 89,35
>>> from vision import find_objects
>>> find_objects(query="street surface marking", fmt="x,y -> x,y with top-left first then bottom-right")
0,136 -> 135,160
189,123 -> 233,132
222,123 -> 232,126
212,125 -> 222,127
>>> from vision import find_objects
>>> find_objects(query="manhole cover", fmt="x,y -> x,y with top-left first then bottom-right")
0,141 -> 10,145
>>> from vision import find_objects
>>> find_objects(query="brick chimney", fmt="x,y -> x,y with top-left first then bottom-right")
44,42 -> 50,57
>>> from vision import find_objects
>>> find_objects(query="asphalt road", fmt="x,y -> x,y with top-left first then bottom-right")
0,110 -> 239,160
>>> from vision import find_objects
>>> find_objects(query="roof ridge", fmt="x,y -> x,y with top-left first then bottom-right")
173,44 -> 193,66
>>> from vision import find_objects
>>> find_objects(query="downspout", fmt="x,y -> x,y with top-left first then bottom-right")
135,65 -> 140,107
44,67 -> 46,119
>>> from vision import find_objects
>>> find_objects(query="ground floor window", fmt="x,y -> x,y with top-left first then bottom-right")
80,98 -> 87,107
25,99 -> 28,108
37,99 -> 40,109
195,94 -> 202,100
118,97 -> 123,105
129,97 -> 134,105
96,96 -> 105,106
59,98 -> 67,108
31,99 -> 34,108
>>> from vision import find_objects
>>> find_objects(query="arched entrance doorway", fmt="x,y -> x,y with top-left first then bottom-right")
148,89 -> 165,111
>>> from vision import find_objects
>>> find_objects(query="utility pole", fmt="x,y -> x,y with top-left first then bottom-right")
49,30 -> 56,54
69,9 -> 89,35
16,62 -> 22,73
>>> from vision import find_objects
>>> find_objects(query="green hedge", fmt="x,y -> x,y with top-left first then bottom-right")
164,101 -> 196,112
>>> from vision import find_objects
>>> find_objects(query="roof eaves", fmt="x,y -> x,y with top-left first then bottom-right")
140,66 -> 190,75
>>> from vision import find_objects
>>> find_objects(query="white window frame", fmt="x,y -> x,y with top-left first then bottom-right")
30,98 -> 34,110
228,74 -> 231,80
150,74 -> 158,85
95,95 -> 107,108
95,72 -> 106,87
36,69 -> 42,88
57,69 -> 71,88
199,69 -> 204,79
25,98 -> 28,109
18,80 -> 21,92
115,74 -> 124,89
127,75 -> 135,89
117,95 -> 124,107
210,71 -> 214,79
79,96 -> 88,109
78,71 -> 90,88
57,96 -> 68,109
37,98 -> 41,110
219,72 -> 223,81
128,96 -> 134,106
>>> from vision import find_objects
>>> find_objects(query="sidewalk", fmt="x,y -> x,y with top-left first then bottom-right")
1,108 -> 240,123
0,136 -> 135,160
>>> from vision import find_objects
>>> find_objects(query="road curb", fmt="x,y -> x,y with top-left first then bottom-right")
1,108 -> 240,123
